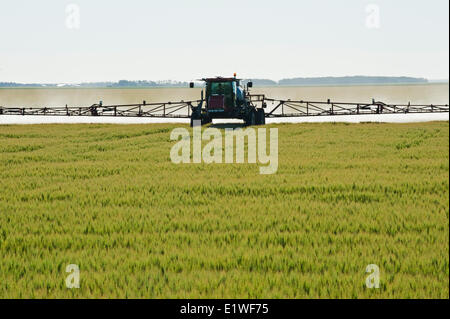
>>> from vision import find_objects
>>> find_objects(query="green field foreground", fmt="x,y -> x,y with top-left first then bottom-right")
0,121 -> 448,298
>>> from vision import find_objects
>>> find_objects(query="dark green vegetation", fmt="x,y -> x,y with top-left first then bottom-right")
0,122 -> 448,298
1,76 -> 430,88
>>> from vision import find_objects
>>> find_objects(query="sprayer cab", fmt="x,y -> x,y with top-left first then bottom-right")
189,75 -> 262,127
205,77 -> 241,112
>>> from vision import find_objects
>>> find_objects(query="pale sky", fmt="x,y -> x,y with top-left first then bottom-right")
0,0 -> 448,83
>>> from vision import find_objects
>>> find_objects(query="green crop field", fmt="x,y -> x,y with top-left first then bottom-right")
0,122 -> 448,298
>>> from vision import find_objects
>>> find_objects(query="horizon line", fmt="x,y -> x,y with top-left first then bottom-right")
1,76 -> 449,86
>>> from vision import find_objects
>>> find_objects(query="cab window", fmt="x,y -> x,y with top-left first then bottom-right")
211,82 -> 231,95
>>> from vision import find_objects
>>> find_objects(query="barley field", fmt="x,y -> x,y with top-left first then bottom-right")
0,121 -> 448,298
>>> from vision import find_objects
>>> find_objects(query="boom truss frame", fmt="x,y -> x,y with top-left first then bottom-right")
0,95 -> 448,118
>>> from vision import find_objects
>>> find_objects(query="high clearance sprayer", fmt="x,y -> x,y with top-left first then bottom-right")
0,74 -> 448,126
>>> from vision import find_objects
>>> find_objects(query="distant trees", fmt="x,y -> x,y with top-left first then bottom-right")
0,82 -> 45,87
0,76 -> 431,88
277,76 -> 428,86
110,80 -> 189,87
242,79 -> 277,86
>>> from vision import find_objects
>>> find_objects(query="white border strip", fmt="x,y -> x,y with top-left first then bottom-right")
0,113 -> 448,125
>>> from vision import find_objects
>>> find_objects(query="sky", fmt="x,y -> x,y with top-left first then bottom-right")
0,0 -> 448,83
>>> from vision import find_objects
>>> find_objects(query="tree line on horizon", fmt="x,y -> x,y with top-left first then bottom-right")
0,76 -> 430,88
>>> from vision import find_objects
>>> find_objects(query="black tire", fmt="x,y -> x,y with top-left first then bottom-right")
191,113 -> 211,127
256,109 -> 265,125
202,115 -> 212,125
245,110 -> 256,126
190,114 -> 201,127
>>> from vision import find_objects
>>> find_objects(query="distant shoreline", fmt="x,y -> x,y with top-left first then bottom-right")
1,76 -> 446,89
1,82 -> 448,89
